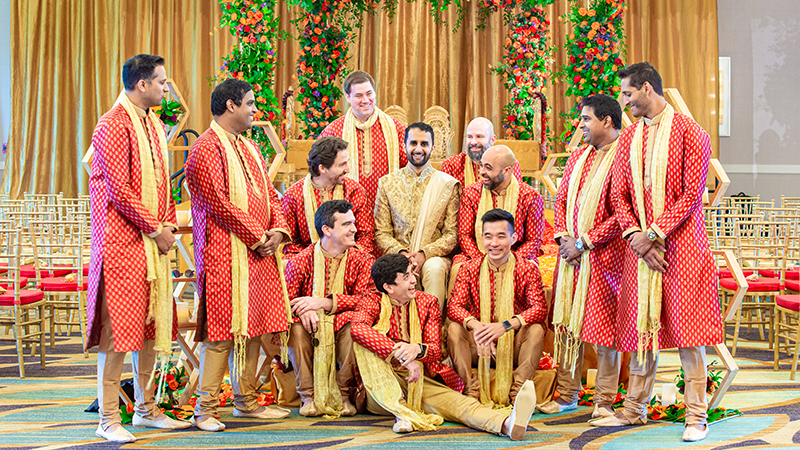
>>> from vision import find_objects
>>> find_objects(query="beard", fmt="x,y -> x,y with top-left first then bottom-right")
408,150 -> 431,168
482,171 -> 505,191
466,143 -> 486,164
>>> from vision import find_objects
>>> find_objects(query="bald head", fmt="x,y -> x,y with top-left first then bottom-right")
464,117 -> 496,164
479,145 -> 517,191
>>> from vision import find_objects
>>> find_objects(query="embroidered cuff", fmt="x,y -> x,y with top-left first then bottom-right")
416,344 -> 428,360
622,226 -> 641,239
147,224 -> 164,239
651,223 -> 667,240
329,293 -> 339,315
513,314 -> 528,328
271,227 -> 292,241
249,233 -> 267,251
463,316 -> 477,329
553,231 -> 570,240
581,234 -> 595,250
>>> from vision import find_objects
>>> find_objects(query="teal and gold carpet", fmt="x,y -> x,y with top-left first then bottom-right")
2,326 -> 799,449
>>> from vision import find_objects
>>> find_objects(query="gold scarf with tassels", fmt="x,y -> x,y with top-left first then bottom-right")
478,254 -> 516,409
475,175 -> 520,254
302,174 -> 344,242
464,156 -> 477,187
116,93 -> 173,380
209,120 -> 292,378
311,242 -> 348,418
341,107 -> 400,182
553,140 -> 618,377
353,294 -> 444,431
630,104 -> 674,362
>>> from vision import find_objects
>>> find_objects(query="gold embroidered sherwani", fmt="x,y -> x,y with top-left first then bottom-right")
374,166 -> 461,309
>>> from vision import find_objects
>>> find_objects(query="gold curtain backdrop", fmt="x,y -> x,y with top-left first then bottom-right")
4,0 -> 718,197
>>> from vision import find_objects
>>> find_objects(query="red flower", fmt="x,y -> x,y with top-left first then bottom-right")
577,41 -> 586,49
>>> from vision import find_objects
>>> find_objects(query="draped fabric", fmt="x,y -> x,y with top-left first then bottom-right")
6,0 -> 718,196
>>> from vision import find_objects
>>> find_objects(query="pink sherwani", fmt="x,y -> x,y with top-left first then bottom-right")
611,112 -> 723,351
86,103 -> 177,352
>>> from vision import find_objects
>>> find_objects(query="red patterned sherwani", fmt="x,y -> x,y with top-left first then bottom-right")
441,152 -> 523,187
611,112 -> 723,351
320,116 -> 408,206
284,243 -> 378,331
281,177 -> 374,260
448,254 -> 547,327
185,129 -> 291,342
86,103 -> 177,352
552,143 -> 625,347
454,181 -> 545,265
351,291 -> 464,391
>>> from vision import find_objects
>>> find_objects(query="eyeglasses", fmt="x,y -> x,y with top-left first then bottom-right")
172,269 -> 195,278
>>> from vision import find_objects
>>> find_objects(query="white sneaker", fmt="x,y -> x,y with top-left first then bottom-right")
591,404 -> 615,419
192,415 -> 226,432
507,379 -> 536,441
232,406 -> 290,419
538,399 -> 577,414
132,412 -> 191,429
392,417 -> 413,433
682,423 -> 709,442
95,423 -> 136,443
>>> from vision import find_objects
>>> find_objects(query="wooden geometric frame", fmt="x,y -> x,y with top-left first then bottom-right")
538,152 -> 570,195
164,78 -> 191,145
252,121 -> 285,182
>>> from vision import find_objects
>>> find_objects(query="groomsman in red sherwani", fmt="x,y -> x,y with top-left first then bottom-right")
441,117 -> 521,188
539,94 -> 624,421
592,62 -> 722,443
87,54 -> 187,443
186,78 -> 292,432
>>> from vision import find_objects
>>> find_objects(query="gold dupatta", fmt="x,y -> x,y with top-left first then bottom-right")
353,293 -> 443,430
478,254 -> 516,409
475,176 -> 520,254
464,156 -> 477,187
409,171 -> 458,252
116,93 -> 173,379
302,173 -> 344,242
552,140 -> 618,376
630,104 -> 674,362
341,107 -> 400,182
311,242 -> 348,418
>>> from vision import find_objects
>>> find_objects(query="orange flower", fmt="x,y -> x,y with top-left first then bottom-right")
168,380 -> 178,390
588,9 -> 596,17
591,21 -> 600,30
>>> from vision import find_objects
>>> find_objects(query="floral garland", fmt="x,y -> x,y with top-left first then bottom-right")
557,0 -> 626,144
157,99 -> 184,127
486,1 -> 554,158
216,0 -> 285,157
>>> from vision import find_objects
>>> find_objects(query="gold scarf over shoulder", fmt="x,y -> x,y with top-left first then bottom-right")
311,242 -> 348,418
552,140 -> 618,377
475,176 -> 520,254
464,157 -> 476,187
302,174 -> 344,242
341,107 -> 400,182
116,93 -> 173,374
353,294 -> 444,431
630,104 -> 674,362
478,254 -> 516,409
209,120 -> 292,378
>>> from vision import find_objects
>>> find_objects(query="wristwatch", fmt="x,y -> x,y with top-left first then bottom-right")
575,238 -> 585,252
502,320 -> 513,332
647,230 -> 658,241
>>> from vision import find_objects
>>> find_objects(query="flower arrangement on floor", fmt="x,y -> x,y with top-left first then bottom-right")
488,0 -> 554,156
216,0 -> 285,157
556,0 -> 626,144
578,383 -> 627,409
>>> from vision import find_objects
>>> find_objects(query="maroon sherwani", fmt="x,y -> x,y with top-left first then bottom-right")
281,177 -> 374,260
86,102 -> 177,353
552,143 -> 625,348
320,116 -> 407,206
441,152 -> 522,187
186,129 -> 291,342
455,181 -> 545,265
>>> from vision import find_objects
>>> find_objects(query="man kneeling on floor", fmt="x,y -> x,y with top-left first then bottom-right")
350,253 -> 537,439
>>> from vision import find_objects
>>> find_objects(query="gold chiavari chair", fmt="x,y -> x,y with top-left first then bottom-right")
0,227 -> 47,378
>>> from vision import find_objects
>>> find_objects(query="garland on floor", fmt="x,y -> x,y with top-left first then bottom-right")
216,0 -> 285,157
557,0 -> 626,144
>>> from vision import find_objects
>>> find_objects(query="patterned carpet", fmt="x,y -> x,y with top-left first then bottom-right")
1,326 -> 799,450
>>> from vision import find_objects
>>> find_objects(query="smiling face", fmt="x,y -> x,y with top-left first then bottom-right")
345,81 -> 376,122
229,90 -> 258,134
385,264 -> 417,304
479,150 -> 510,191
322,210 -> 357,248
620,77 -> 652,119
464,119 -> 495,164
481,220 -> 516,265
405,127 -> 433,168
140,65 -> 169,109
579,105 -> 611,148
319,149 -> 350,186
